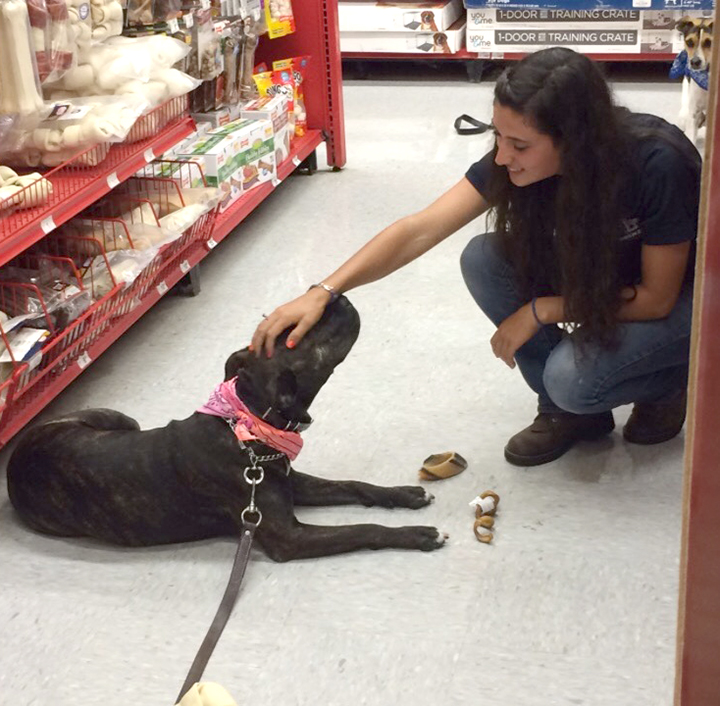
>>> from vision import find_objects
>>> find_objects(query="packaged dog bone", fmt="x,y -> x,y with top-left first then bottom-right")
272,55 -> 309,137
265,0 -> 294,39
0,0 -> 45,115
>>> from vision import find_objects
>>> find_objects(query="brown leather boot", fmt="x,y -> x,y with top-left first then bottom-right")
623,387 -> 688,445
504,411 -> 615,467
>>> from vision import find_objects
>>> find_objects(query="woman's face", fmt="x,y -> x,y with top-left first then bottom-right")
492,102 -> 563,187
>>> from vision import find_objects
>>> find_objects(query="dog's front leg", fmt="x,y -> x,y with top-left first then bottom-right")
678,75 -> 691,133
290,470 -> 432,509
257,520 -> 446,562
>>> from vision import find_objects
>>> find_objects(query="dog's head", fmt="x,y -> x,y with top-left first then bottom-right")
677,16 -> 713,71
421,11 -> 434,24
224,295 -> 361,429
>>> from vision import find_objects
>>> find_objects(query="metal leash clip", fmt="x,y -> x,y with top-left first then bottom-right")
241,463 -> 264,527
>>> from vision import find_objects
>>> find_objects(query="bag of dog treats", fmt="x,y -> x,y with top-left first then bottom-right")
272,55 -> 308,137
265,0 -> 294,39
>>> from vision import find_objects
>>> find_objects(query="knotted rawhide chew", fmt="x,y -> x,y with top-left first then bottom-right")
473,516 -> 494,544
469,490 -> 500,518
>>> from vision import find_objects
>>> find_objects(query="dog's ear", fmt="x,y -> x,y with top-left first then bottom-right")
275,369 -> 298,410
224,348 -> 252,381
677,16 -> 699,36
704,19 -> 714,34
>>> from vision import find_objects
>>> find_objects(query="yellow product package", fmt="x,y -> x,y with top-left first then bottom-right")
272,56 -> 309,137
265,0 -> 295,39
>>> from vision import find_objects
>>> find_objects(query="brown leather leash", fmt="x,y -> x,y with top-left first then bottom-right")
176,440 -> 287,704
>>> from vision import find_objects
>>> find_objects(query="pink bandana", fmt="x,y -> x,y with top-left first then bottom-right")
198,378 -> 304,460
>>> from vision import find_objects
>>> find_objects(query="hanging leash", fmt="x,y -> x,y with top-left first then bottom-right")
176,438 -> 287,704
453,114 -> 491,136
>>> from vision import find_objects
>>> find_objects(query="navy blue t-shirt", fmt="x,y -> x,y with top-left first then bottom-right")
465,113 -> 701,286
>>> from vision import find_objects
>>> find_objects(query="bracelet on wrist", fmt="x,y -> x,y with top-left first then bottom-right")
308,282 -> 339,303
530,297 -> 543,328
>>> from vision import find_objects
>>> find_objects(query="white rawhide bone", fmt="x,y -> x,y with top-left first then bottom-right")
60,64 -> 95,92
469,490 -> 500,517
0,0 -> 45,114
0,170 -> 53,210
0,166 -> 19,185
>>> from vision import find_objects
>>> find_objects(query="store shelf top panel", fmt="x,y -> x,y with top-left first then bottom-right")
463,1 -> 714,8
0,98 -> 195,268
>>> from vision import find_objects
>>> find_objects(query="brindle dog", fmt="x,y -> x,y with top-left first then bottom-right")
6,297 -> 446,561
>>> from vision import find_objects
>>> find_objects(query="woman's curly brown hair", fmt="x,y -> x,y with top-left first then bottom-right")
486,48 -> 636,346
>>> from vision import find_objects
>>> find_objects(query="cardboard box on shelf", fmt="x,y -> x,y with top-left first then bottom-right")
339,0 -> 463,33
641,9 -> 714,28
641,28 -> 684,52
240,95 -> 292,165
176,134 -> 242,212
466,26 -> 641,53
210,119 -> 276,194
341,17 -> 466,53
464,1 -> 713,10
466,8 -> 643,30
191,108 -> 237,130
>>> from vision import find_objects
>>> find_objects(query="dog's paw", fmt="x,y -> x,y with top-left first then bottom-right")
396,486 -> 434,509
416,527 -> 447,551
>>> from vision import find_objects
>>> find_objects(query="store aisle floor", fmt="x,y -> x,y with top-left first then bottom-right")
1,72 -> 688,706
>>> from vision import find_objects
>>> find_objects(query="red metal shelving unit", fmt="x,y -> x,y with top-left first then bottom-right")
0,98 -> 194,266
0,0 -> 346,445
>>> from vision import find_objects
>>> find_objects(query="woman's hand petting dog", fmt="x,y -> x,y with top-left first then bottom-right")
252,288 -> 330,357
491,304 -> 540,368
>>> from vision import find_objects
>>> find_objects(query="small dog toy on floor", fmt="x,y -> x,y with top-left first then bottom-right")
418,451 -> 468,481
469,491 -> 500,544
176,682 -> 238,706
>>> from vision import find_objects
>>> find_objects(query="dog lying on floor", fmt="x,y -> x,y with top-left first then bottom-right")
6,296 -> 446,561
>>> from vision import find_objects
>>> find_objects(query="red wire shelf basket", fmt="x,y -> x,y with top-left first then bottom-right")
0,160 -> 216,434
0,96 -> 194,266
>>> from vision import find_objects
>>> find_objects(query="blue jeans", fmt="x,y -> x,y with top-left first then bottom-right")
460,233 -> 693,414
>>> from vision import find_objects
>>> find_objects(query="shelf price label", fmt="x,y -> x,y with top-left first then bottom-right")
40,216 -> 56,234
77,352 -> 92,369
272,177 -> 282,188
183,12 -> 193,27
180,260 -> 191,274
130,297 -> 141,311
168,18 -> 180,32
206,237 -> 217,250
106,172 -> 120,189
144,148 -> 155,163
292,156 -> 301,167
156,281 -> 169,296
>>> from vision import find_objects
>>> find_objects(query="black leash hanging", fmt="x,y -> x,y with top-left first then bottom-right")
176,521 -> 257,703
454,114 -> 491,136
176,440 -> 286,704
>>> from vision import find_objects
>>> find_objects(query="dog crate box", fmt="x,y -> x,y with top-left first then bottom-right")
641,28 -> 685,52
341,17 -> 466,53
466,8 -> 643,30
467,27 -> 640,53
641,8 -> 714,27
339,0 -> 463,32
240,95 -> 292,165
463,1 -> 714,9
